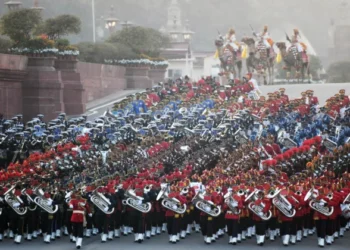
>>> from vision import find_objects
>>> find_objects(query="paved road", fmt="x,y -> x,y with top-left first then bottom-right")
0,231 -> 348,250
84,89 -> 142,121
85,83 -> 350,120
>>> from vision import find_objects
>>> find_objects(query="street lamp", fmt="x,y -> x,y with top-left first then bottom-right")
105,5 -> 119,34
31,0 -> 44,12
5,0 -> 22,11
120,20 -> 133,30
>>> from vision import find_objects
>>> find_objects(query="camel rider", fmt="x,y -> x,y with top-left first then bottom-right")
287,29 -> 307,54
254,25 -> 273,56
225,28 -> 240,54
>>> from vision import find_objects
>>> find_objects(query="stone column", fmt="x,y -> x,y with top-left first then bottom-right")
22,56 -> 64,121
55,59 -> 86,115
125,66 -> 152,89
148,68 -> 167,84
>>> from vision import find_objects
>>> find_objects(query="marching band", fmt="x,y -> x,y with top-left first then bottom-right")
0,72 -> 350,250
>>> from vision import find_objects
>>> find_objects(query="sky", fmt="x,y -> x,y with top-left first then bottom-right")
1,0 -> 349,59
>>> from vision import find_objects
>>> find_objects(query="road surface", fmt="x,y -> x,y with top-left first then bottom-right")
0,231 -> 348,250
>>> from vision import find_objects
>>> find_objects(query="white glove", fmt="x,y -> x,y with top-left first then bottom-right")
88,213 -> 92,217
258,212 -> 264,216
69,204 -> 73,209
46,199 -> 53,206
232,202 -> 238,207
205,206 -> 211,212
319,202 -> 325,206
104,207 -> 109,212
0,197 -> 4,202
13,202 -> 20,208
137,200 -> 142,206
172,205 -> 178,210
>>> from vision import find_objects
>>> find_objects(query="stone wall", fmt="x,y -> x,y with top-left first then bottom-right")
0,53 -> 166,120
77,62 -> 126,103
0,54 -> 27,118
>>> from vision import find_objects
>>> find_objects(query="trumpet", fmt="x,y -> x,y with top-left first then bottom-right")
157,186 -> 187,214
90,186 -> 115,214
4,184 -> 27,215
122,186 -> 151,213
192,191 -> 221,217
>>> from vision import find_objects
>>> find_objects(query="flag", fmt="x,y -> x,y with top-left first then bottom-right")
276,52 -> 282,63
214,49 -> 219,59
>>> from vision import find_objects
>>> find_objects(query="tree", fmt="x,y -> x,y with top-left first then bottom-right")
38,15 -> 81,40
77,42 -> 136,63
107,26 -> 169,57
327,61 -> 350,83
0,9 -> 42,45
0,37 -> 12,53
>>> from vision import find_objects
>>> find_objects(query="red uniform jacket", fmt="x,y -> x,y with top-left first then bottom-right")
70,198 -> 91,223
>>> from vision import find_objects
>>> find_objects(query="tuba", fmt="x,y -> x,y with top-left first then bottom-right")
90,186 -> 115,214
271,189 -> 296,218
33,186 -> 59,214
157,186 -> 187,214
4,184 -> 27,215
304,188 -> 334,216
245,189 -> 272,220
224,190 -> 241,215
341,193 -> 350,219
122,186 -> 151,213
192,191 -> 221,217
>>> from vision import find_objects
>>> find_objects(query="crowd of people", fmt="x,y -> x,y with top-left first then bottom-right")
0,73 -> 350,249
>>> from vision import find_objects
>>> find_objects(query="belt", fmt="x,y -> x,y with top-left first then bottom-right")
73,210 -> 85,215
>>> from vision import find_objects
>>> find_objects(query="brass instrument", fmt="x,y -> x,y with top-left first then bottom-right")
341,193 -> 350,219
224,190 -> 241,214
271,189 -> 296,218
33,186 -> 59,214
245,189 -> 272,220
90,186 -> 115,214
304,188 -> 334,216
21,188 -> 37,211
4,184 -> 27,215
192,191 -> 221,217
122,186 -> 151,213
156,186 -> 187,214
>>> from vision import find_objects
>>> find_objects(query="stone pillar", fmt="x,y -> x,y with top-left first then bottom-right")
125,66 -> 152,89
148,68 -> 167,84
55,59 -> 85,115
0,69 -> 27,119
22,57 -> 64,121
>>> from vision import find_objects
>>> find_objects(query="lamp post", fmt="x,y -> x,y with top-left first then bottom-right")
4,0 -> 22,11
120,20 -> 133,30
92,0 -> 96,43
105,5 -> 119,35
31,0 -> 44,12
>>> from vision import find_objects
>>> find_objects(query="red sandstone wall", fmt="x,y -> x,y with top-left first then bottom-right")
0,54 -> 27,118
77,62 -> 126,103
